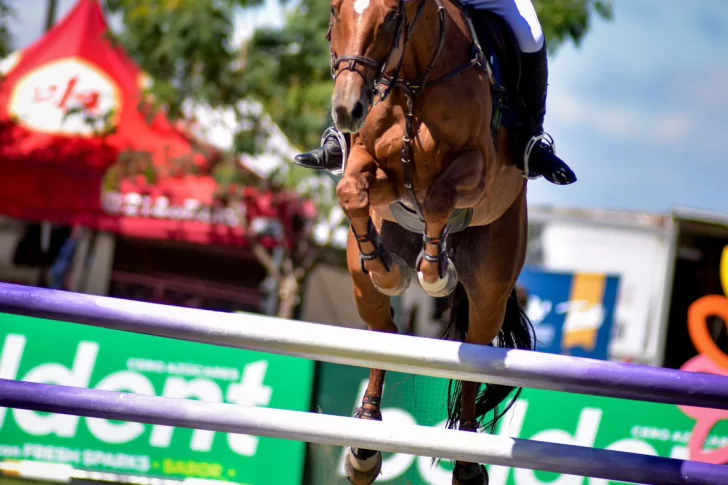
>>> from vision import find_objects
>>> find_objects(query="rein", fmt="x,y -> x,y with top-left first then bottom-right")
328,0 -> 488,225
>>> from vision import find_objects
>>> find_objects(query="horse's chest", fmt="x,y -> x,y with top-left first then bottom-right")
370,124 -> 439,171
366,128 -> 442,211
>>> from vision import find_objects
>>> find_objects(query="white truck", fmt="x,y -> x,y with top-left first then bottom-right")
527,205 -> 728,368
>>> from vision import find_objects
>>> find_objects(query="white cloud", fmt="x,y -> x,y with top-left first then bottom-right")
548,89 -> 691,146
544,0 -> 728,159
687,67 -> 728,113
232,0 -> 289,47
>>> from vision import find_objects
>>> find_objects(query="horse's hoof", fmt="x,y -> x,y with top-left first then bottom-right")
452,463 -> 488,485
372,254 -> 411,296
344,448 -> 382,485
417,258 -> 458,297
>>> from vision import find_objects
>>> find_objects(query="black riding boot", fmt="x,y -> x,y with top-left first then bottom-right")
293,127 -> 348,173
515,43 -> 576,185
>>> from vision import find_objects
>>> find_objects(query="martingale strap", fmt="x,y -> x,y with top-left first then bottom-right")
377,0 -> 489,232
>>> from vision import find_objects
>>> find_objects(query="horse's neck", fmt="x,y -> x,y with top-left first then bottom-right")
401,0 -> 470,83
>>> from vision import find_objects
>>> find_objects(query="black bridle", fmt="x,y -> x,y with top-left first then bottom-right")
327,0 -> 489,224
328,0 -> 415,104
328,0 -> 486,101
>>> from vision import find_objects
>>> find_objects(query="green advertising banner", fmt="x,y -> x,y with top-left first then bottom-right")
0,313 -> 315,485
307,363 -> 728,485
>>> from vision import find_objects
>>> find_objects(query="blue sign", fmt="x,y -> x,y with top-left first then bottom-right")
517,267 -> 620,360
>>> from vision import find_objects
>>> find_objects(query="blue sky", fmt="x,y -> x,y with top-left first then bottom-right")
8,0 -> 728,214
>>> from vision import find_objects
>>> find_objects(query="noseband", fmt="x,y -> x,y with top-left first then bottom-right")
328,0 -> 428,104
328,0 -> 487,101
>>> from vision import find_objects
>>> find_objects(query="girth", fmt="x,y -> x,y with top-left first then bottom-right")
389,202 -> 473,235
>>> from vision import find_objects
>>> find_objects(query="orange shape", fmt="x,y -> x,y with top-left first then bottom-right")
677,355 -> 728,465
688,295 -> 728,370
722,245 -> 728,298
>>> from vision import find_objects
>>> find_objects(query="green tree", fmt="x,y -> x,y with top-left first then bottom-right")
45,0 -> 59,33
104,0 -> 263,119
103,0 -> 271,188
535,0 -> 613,50
243,0 -> 334,151
0,0 -> 14,58
103,0 -> 337,318
244,0 -> 614,149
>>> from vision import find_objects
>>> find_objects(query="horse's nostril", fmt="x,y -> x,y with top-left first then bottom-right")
352,101 -> 364,121
335,105 -> 350,123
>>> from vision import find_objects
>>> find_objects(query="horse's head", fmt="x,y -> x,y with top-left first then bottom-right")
328,0 -> 406,132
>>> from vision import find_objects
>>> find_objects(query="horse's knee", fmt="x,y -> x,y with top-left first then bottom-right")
337,174 -> 370,214
424,181 -> 456,219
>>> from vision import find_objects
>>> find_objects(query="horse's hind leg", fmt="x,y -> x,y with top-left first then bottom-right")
418,149 -> 485,297
342,226 -> 399,485
448,285 -> 514,485
451,196 -> 531,485
454,384 -> 490,485
337,145 -> 410,296
448,285 -> 508,485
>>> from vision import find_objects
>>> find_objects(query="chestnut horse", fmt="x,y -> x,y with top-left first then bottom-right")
329,0 -> 535,483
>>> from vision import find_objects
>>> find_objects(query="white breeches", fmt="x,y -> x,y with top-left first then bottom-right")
459,0 -> 544,53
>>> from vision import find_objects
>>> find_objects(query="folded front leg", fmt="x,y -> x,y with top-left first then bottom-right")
336,145 -> 410,296
417,149 -> 486,297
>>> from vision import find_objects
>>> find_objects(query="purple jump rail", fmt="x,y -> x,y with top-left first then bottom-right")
1,379 -> 727,485
0,282 -> 727,409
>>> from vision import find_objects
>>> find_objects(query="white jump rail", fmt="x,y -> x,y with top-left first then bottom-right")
1,379 -> 727,485
0,282 -> 726,409
1,283 -> 728,484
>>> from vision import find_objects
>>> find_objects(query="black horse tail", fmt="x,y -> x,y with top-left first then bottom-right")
441,282 -> 535,433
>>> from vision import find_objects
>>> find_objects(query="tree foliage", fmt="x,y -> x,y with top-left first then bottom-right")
101,0 -> 335,317
244,0 -> 614,150
535,0 -> 614,50
0,0 -> 14,58
104,0 -> 263,119
100,0 -> 613,154
243,0 -> 333,151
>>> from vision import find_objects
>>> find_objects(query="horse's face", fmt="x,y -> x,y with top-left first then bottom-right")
329,0 -> 404,133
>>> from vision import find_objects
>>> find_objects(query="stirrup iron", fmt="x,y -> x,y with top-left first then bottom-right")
321,126 -> 348,176
522,132 -> 555,180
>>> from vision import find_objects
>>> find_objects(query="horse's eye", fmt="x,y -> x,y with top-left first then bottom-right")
331,5 -> 338,17
385,11 -> 399,24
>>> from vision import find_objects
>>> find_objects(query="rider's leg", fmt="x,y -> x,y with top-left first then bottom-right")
294,126 -> 348,173
468,0 -> 576,185
517,38 -> 576,185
